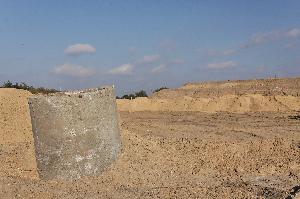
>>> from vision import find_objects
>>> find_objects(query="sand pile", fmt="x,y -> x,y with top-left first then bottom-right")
0,88 -> 33,143
117,94 -> 300,112
153,77 -> 300,98
118,78 -> 300,113
0,88 -> 38,179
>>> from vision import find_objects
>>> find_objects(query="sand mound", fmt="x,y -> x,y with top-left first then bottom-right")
0,88 -> 38,179
117,94 -> 300,113
153,77 -> 300,98
119,77 -> 300,113
0,88 -> 33,143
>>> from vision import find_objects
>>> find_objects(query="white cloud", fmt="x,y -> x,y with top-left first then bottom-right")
137,55 -> 160,65
160,39 -> 176,51
206,28 -> 300,57
149,58 -> 183,74
207,61 -> 237,69
285,28 -> 300,38
285,42 -> 300,49
107,54 -> 162,75
206,49 -> 237,57
243,28 -> 300,48
169,58 -> 184,65
53,63 -> 94,77
128,47 -> 137,54
151,64 -> 167,74
108,63 -> 134,75
64,43 -> 96,56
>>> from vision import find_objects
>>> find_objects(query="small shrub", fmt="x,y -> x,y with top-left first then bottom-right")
120,90 -> 148,99
134,90 -> 148,97
153,87 -> 168,93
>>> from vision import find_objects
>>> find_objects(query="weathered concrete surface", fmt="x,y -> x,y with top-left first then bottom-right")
28,86 -> 121,180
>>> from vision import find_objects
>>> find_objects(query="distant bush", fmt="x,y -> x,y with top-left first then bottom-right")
119,90 -> 148,99
1,80 -> 59,94
153,87 -> 168,93
134,90 -> 148,98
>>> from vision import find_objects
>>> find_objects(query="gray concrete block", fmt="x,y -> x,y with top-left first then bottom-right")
28,86 -> 121,180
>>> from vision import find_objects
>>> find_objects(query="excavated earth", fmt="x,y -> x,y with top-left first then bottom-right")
0,78 -> 300,198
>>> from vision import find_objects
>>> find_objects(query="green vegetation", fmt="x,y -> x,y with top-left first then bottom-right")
1,80 -> 59,94
117,90 -> 148,99
153,87 -> 168,93
117,87 -> 169,99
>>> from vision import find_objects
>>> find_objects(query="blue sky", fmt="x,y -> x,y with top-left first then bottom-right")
1,1 -> 300,94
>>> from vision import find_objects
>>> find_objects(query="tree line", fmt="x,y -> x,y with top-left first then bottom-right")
1,80 -> 59,94
1,80 -> 169,98
117,87 -> 168,99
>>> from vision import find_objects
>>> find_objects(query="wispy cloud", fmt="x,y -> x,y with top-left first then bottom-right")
286,28 -> 300,37
151,64 -> 167,74
64,43 -> 96,56
242,28 -> 300,48
168,58 -> 184,65
150,58 -> 183,74
207,61 -> 237,69
53,63 -> 95,77
128,47 -> 137,54
107,54 -> 160,75
206,28 -> 300,58
108,63 -> 134,75
107,55 -> 181,75
137,55 -> 161,65
285,42 -> 300,49
206,49 -> 237,57
160,39 -> 176,51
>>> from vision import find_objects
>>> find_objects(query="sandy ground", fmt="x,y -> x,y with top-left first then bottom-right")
0,81 -> 300,198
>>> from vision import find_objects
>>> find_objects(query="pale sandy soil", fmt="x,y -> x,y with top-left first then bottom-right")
117,78 -> 300,113
117,94 -> 300,112
0,78 -> 300,198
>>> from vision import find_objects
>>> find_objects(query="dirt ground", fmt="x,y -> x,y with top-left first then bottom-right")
0,78 -> 300,198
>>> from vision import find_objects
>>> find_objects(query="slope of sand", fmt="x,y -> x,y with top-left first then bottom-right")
0,89 -> 38,179
118,78 -> 300,113
153,77 -> 300,98
117,94 -> 300,112
0,87 -> 299,198
0,88 -> 33,143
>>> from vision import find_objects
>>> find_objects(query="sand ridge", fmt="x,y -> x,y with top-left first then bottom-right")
118,78 -> 300,113
117,94 -> 300,112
